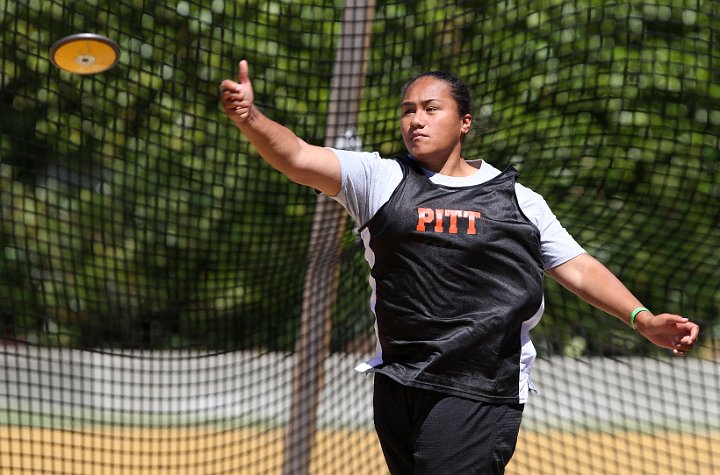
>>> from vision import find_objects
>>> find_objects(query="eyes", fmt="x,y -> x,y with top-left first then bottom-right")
401,105 -> 439,117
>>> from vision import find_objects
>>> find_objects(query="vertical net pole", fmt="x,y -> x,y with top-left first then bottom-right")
282,1 -> 376,474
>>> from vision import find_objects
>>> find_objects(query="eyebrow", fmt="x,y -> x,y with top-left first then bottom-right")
400,98 -> 442,108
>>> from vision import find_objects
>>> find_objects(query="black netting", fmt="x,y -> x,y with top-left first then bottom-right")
0,0 -> 718,474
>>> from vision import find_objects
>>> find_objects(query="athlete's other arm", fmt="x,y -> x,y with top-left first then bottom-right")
547,253 -> 699,356
220,60 -> 341,196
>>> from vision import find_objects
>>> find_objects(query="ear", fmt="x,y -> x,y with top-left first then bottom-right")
460,113 -> 472,135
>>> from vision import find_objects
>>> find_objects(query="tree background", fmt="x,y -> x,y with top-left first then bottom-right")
0,0 -> 717,355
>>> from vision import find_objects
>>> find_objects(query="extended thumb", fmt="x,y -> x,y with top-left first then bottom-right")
238,60 -> 250,84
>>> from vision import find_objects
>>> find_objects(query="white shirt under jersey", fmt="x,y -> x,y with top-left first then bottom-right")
327,149 -> 586,403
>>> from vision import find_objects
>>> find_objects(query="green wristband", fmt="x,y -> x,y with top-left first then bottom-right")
630,307 -> 650,331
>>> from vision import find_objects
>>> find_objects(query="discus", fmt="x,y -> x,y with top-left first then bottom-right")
49,33 -> 120,75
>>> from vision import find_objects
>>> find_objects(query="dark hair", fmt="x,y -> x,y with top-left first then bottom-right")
402,71 -> 472,117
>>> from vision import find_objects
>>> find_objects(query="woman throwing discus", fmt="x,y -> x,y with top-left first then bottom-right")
220,60 -> 700,475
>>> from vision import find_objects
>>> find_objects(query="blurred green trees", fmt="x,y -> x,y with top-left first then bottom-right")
0,0 -> 717,353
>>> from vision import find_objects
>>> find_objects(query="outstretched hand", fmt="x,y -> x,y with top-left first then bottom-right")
220,60 -> 254,126
636,313 -> 700,357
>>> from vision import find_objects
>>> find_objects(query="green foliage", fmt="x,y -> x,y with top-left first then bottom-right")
0,0 -> 338,349
0,0 -> 717,353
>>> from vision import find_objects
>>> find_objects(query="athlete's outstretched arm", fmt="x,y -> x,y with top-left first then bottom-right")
547,253 -> 700,356
220,60 -> 341,196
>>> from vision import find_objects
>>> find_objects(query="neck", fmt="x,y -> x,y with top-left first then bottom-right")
412,148 -> 477,177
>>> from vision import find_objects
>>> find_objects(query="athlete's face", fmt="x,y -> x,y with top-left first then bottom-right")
400,77 -> 472,166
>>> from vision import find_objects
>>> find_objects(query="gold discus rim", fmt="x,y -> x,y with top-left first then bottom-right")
49,33 -> 121,75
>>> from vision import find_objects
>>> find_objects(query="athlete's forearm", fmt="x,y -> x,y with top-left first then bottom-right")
220,61 -> 341,194
232,106 -> 340,194
234,106 -> 305,174
547,253 -> 644,327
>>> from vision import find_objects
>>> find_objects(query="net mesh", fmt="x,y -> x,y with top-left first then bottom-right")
1,0 -> 718,474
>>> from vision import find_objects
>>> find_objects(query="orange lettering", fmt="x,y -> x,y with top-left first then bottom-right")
416,207 -> 434,232
463,211 -> 482,234
445,209 -> 461,234
434,209 -> 444,232
417,208 -> 482,234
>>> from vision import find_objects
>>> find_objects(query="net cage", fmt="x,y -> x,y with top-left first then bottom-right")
0,0 -> 718,473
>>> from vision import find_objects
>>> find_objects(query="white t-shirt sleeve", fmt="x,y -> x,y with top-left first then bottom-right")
326,148 -> 403,226
515,183 -> 586,270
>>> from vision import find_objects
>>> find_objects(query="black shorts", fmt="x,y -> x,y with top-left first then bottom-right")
373,373 -> 524,475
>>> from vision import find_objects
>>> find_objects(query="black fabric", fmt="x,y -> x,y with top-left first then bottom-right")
362,156 -> 544,403
373,373 -> 524,475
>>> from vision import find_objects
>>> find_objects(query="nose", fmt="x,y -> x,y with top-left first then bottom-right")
410,110 -> 425,128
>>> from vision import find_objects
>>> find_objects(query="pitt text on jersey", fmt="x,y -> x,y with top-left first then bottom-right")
415,207 -> 482,234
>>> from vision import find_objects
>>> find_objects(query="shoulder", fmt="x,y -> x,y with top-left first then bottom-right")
514,181 -> 546,209
483,164 -> 551,223
513,180 -> 556,234
329,148 -> 397,169
325,148 -> 404,225
328,148 -> 404,186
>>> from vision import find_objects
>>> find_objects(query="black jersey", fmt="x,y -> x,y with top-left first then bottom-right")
361,156 -> 545,403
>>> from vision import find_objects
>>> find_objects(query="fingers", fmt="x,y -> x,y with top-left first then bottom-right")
672,334 -> 696,356
660,313 -> 688,326
649,313 -> 700,357
220,79 -> 239,92
220,79 -> 247,107
220,82 -> 241,100
219,61 -> 253,122
220,86 -> 241,110
671,323 -> 699,357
